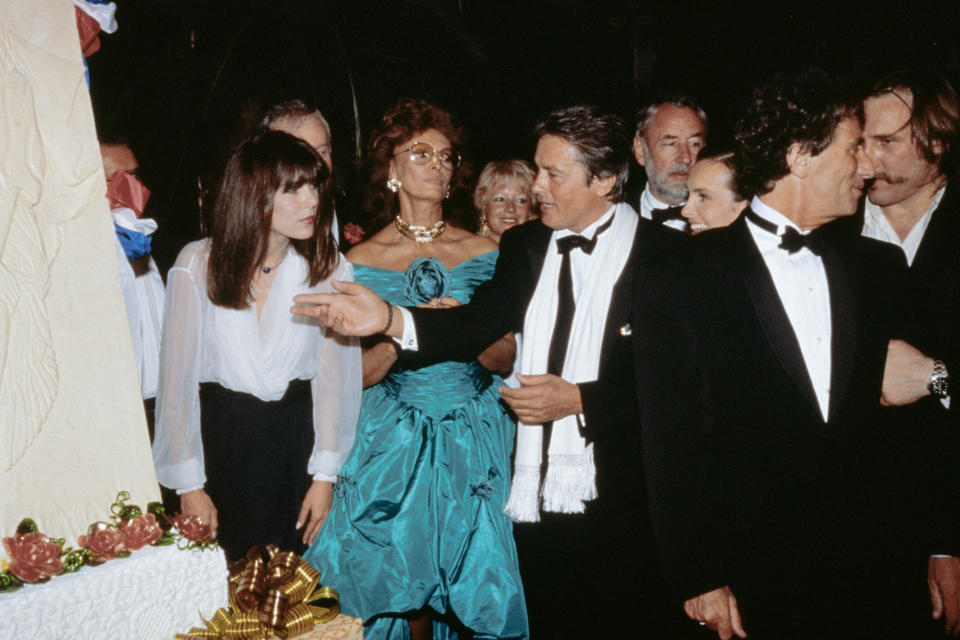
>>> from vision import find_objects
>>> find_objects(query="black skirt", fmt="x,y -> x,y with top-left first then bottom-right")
200,379 -> 313,561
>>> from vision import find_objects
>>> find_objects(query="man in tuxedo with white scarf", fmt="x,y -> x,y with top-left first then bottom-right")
633,70 -> 933,639
293,104 -> 687,638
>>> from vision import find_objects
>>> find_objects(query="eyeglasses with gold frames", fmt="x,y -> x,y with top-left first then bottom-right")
393,142 -> 461,170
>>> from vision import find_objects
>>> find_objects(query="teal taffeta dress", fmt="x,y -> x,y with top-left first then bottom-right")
303,252 -> 529,640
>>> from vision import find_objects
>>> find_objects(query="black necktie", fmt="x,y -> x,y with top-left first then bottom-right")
541,213 -> 615,458
744,209 -> 827,256
546,214 -> 615,377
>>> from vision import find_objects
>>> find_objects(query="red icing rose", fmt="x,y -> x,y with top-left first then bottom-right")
118,513 -> 162,550
168,514 -> 212,542
3,532 -> 64,583
78,522 -> 126,562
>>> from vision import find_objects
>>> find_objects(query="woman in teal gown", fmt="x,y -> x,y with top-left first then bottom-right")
303,99 -> 528,640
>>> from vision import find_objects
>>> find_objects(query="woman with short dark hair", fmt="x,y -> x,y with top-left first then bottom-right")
152,130 -> 361,560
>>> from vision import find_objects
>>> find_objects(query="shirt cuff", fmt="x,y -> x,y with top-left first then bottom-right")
312,472 -> 337,483
931,554 -> 956,558
392,307 -> 419,351
176,484 -> 205,495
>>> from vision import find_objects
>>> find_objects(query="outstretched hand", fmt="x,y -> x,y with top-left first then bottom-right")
292,280 -> 396,337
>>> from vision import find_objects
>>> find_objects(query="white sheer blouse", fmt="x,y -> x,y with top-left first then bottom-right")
152,239 -> 361,491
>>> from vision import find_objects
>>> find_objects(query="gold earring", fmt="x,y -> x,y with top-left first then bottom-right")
478,215 -> 490,237
387,177 -> 401,193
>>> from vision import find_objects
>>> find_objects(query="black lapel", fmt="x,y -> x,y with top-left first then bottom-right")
525,222 -> 552,282
601,213 -> 678,358
911,185 -> 958,274
821,240 -> 856,422
599,219 -> 648,357
514,221 -> 552,318
731,214 -> 822,415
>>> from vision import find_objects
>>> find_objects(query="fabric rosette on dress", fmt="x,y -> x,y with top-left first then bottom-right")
401,257 -> 452,304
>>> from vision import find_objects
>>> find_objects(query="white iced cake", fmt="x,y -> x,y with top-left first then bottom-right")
0,545 -> 228,639
0,4 -> 228,638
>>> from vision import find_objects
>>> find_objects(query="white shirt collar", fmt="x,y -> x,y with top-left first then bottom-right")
556,204 -> 617,242
640,184 -> 672,220
862,186 -> 945,266
750,196 -> 805,233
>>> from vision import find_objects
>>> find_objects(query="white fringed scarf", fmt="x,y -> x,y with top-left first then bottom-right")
504,203 -> 638,522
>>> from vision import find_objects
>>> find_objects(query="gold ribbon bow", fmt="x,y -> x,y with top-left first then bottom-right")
175,545 -> 340,640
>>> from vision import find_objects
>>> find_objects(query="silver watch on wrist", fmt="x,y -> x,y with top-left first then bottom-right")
928,359 -> 950,399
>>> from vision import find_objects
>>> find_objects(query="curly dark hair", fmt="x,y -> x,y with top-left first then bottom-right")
534,104 -> 631,202
362,98 -> 471,232
734,69 -> 860,198
868,69 -> 960,182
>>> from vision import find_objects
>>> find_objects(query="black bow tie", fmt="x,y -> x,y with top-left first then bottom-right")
556,212 -> 615,256
557,234 -> 598,255
651,207 -> 685,225
745,209 -> 828,257
779,226 -> 828,256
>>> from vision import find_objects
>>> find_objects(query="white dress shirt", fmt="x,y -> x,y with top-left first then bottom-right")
639,183 -> 687,232
112,208 -> 165,400
396,208 -> 619,352
554,207 -> 616,298
152,239 -> 361,491
747,197 -> 833,421
861,187 -> 944,266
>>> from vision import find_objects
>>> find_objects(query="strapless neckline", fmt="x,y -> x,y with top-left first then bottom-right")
351,249 -> 498,273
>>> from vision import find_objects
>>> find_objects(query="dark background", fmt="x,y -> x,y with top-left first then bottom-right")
86,0 -> 960,271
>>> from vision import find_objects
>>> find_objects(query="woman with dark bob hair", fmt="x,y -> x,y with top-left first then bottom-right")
304,99 -> 529,640
152,130 -> 361,560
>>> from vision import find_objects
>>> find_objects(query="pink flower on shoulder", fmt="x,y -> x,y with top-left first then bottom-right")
343,222 -> 365,245
118,513 -> 162,550
79,522 -> 126,562
3,532 -> 63,583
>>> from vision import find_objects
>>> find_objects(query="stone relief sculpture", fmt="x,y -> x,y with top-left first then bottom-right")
0,26 -> 85,470
0,1 -> 161,544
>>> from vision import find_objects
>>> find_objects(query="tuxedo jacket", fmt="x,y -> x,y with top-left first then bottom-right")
632,213 -> 914,630
844,186 -> 960,557
405,213 -> 681,513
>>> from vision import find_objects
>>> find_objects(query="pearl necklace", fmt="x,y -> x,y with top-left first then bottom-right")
394,215 -> 446,243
